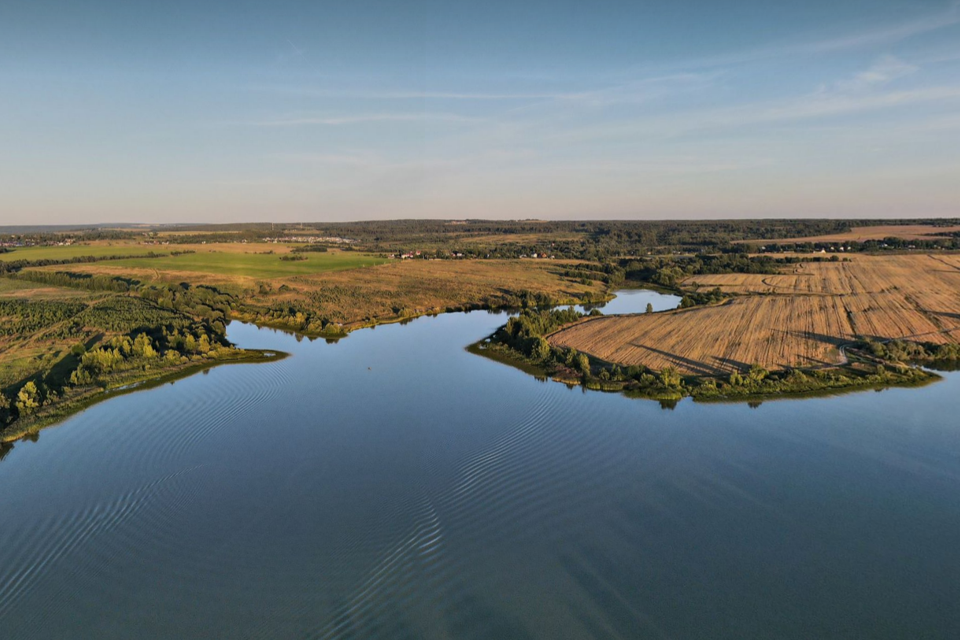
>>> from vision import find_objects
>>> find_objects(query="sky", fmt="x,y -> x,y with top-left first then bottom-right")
1,0 -> 958,224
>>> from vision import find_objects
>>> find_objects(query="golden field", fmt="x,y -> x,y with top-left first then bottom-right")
549,254 -> 960,375
739,224 -> 960,245
31,256 -> 604,329
244,259 -> 603,328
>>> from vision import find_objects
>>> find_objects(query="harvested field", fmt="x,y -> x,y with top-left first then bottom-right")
551,254 -> 960,375
549,296 -> 853,375
739,224 -> 960,245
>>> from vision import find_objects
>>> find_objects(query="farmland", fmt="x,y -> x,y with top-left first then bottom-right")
3,220 -> 960,436
88,249 -> 386,280
738,224 -> 960,245
234,259 -> 606,332
33,255 -> 605,330
0,244 -> 168,261
3,241 -> 387,280
549,254 -> 960,375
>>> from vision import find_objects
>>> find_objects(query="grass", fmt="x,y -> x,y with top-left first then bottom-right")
0,255 -> 607,438
1,348 -> 287,443
61,250 -> 387,279
237,259 -> 608,329
1,242 -> 386,279
0,244 -> 168,261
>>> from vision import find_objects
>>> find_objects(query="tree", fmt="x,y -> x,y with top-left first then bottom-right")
15,381 -> 42,415
576,353 -> 590,376
645,303 -> 654,314
747,364 -> 769,384
532,337 -> 551,361
133,333 -> 158,358
659,366 -> 682,389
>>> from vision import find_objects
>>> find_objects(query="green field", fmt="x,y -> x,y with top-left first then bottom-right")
0,244 -> 167,261
101,251 -> 387,279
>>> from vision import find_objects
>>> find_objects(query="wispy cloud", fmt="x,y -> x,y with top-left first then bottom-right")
236,112 -> 482,127
802,1 -> 960,54
541,72 -> 960,145
826,55 -> 918,93
266,152 -> 379,166
750,85 -> 960,123
603,1 -> 960,83
243,86 -> 571,101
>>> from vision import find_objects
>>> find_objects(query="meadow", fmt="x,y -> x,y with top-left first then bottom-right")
0,238 -> 608,437
0,244 -> 169,261
99,249 -> 386,279
237,259 -> 605,330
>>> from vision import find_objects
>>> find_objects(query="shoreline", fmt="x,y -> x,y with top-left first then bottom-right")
8,283 -> 947,442
1,291 -> 614,443
0,348 -> 288,443
469,332 -> 942,407
231,290 -> 615,340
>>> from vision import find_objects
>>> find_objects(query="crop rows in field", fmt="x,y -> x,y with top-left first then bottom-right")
738,224 -> 960,244
550,254 -> 960,375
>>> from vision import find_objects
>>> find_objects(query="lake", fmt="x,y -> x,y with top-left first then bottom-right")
1,290 -> 959,638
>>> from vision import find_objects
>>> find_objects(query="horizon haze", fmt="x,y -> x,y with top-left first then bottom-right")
2,0 -> 959,224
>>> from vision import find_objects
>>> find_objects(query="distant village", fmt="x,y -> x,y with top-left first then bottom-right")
261,236 -> 355,244
0,237 -> 76,249
389,250 -> 556,260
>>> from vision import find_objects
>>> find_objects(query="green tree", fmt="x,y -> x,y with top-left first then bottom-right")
658,366 -> 682,389
645,303 -> 654,314
576,353 -> 591,376
15,381 -> 42,415
532,337 -> 552,361
747,364 -> 769,384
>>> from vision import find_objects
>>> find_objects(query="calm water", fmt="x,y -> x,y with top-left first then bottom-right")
2,291 -> 960,639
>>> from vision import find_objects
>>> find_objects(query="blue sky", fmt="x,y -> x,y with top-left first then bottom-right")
1,0 -> 958,223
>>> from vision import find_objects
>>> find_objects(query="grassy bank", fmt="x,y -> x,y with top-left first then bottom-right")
475,306 -> 942,406
0,348 -> 286,443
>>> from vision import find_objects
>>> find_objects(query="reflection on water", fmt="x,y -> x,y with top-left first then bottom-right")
578,287 -> 681,315
1,292 -> 959,639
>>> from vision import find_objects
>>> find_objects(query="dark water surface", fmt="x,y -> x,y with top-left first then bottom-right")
2,292 -> 960,639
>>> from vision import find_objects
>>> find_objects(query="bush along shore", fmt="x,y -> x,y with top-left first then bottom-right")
232,288 -> 612,339
0,275 -> 608,441
0,347 -> 285,443
472,307 -> 941,405
0,289 -> 287,443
